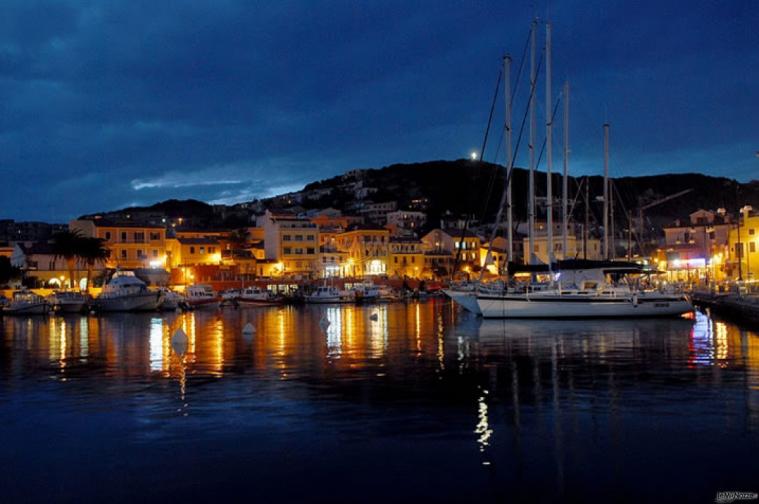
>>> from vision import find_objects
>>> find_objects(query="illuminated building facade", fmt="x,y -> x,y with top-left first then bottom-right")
335,226 -> 390,276
727,207 -> 759,282
261,210 -> 320,277
70,219 -> 167,269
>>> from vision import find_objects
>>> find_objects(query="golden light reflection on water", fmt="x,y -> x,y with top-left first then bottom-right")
474,389 -> 493,464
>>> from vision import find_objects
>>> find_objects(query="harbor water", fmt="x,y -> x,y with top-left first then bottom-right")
1,300 -> 758,502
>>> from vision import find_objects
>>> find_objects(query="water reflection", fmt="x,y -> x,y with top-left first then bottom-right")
1,302 -> 759,502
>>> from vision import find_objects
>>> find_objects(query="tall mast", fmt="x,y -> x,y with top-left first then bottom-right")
562,81 -> 569,259
545,21 -> 554,264
603,122 -> 610,259
528,19 -> 537,264
504,54 -> 514,263
584,176 -> 589,260
610,179 -> 616,259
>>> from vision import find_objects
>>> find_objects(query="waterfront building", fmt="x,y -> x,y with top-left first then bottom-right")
388,238 -> 426,278
659,209 -> 732,282
727,206 -> 759,282
70,219 -> 168,269
10,242 -> 95,289
421,229 -> 482,266
335,225 -> 390,277
165,237 -> 223,268
479,237 -> 509,275
260,210 -> 320,277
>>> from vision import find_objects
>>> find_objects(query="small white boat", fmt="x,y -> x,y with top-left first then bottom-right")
47,291 -> 88,314
220,289 -> 241,305
92,271 -> 164,312
378,285 -> 400,302
238,286 -> 284,306
159,288 -> 186,311
349,282 -> 380,303
185,284 -> 220,310
4,290 -> 50,315
304,285 -> 353,304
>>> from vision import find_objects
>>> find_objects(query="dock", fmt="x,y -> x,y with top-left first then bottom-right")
691,289 -> 759,327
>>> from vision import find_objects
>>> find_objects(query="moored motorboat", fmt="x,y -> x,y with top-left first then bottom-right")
92,271 -> 164,312
3,290 -> 50,315
304,285 -> 353,304
237,286 -> 284,306
349,282 -> 380,303
48,291 -> 88,314
159,288 -> 186,311
185,284 -> 220,310
220,289 -> 240,306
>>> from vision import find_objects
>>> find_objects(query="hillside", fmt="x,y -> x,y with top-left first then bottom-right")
88,160 -> 759,231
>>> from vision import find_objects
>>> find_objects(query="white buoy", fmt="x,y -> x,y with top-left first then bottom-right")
369,313 -> 378,321
242,322 -> 255,340
171,328 -> 188,355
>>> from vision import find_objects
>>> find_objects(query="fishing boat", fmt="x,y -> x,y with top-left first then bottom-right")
237,286 -> 284,306
185,284 -> 220,310
48,291 -> 88,314
304,285 -> 353,304
92,271 -> 164,312
3,290 -> 50,315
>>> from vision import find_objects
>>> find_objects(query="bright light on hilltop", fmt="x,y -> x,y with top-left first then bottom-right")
470,151 -> 478,161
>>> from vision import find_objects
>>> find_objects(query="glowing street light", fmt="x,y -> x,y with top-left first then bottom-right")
470,151 -> 478,161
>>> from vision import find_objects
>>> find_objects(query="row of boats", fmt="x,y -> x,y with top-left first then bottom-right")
443,261 -> 693,319
0,271 -> 410,315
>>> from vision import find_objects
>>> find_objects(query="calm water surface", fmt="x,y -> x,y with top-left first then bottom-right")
1,300 -> 758,503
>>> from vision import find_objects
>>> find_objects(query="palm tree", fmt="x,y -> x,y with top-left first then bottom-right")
52,230 -> 84,289
229,228 -> 250,248
79,237 -> 110,292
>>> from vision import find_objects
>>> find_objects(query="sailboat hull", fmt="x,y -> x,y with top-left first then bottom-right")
443,289 -> 482,315
477,294 -> 692,319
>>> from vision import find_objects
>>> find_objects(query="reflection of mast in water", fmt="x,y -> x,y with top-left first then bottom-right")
551,339 -> 565,495
436,307 -> 445,372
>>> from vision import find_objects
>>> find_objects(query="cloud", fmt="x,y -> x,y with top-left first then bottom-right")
0,0 -> 757,221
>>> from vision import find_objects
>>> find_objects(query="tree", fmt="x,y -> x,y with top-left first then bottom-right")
229,228 -> 250,248
52,230 -> 84,289
0,256 -> 21,286
79,237 -> 110,292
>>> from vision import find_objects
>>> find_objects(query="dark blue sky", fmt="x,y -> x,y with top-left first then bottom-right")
1,0 -> 757,222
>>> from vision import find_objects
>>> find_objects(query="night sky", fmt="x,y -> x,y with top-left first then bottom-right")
1,0 -> 757,222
